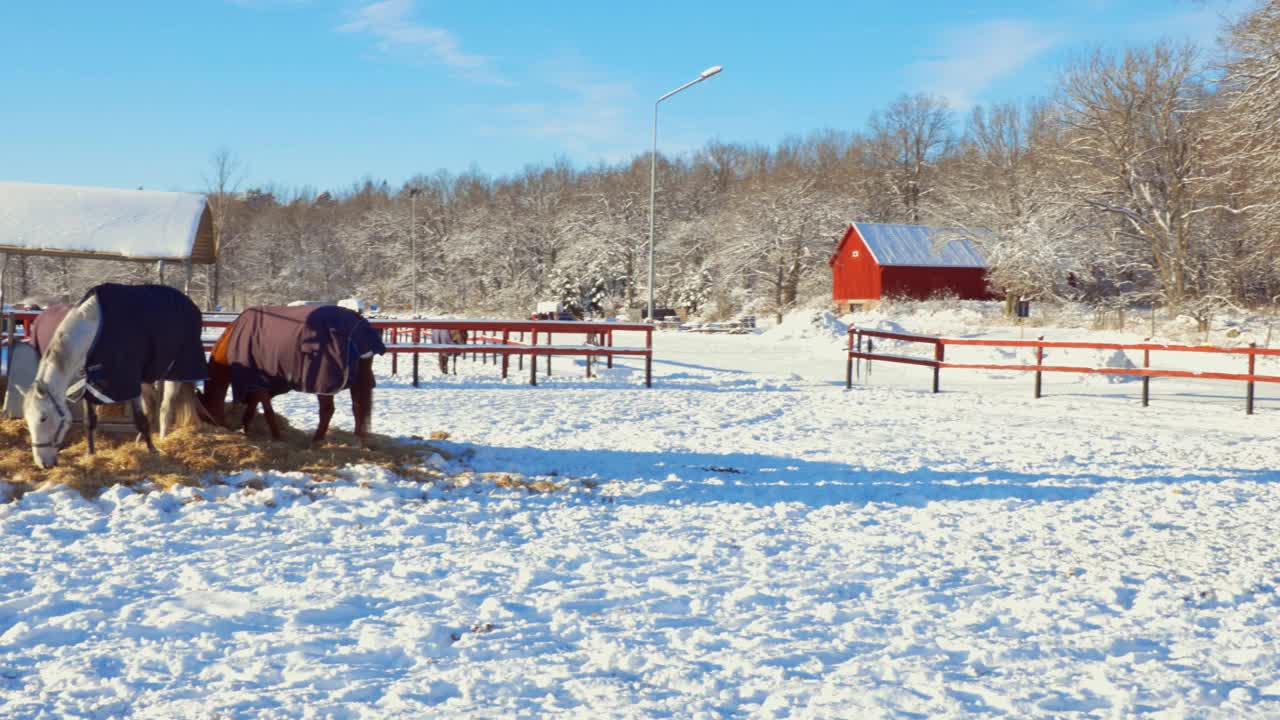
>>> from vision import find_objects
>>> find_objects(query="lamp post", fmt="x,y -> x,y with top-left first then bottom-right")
648,64 -> 722,324
409,186 -> 420,315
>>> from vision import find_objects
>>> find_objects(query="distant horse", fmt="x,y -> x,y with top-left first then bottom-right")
22,284 -> 208,469
200,305 -> 386,446
431,328 -> 468,374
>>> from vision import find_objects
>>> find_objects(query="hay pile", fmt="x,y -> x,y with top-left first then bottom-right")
0,406 -> 445,498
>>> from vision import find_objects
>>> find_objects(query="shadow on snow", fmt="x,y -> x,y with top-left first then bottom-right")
432,442 -> 1280,509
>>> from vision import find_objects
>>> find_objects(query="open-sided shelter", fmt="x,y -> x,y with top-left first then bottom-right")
0,181 -> 218,422
829,222 -> 992,311
0,181 -> 216,264
0,180 -> 216,309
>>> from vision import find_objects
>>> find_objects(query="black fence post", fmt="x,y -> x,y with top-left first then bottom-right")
530,330 -> 538,386
856,331 -> 863,382
645,328 -> 653,388
845,330 -> 854,389
1247,343 -> 1256,415
501,330 -> 510,379
1142,347 -> 1150,407
932,341 -> 943,393
1034,337 -> 1044,399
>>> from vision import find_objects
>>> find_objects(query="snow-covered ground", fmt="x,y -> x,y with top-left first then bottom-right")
4,309 -> 1280,718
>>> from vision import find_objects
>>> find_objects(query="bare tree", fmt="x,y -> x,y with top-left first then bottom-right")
204,147 -> 244,310
866,94 -> 953,223
1054,43 -> 1214,305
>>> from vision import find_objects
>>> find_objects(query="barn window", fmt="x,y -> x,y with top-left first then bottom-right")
850,250 -> 860,258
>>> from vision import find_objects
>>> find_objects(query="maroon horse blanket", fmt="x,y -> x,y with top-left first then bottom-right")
215,305 -> 386,403
27,303 -> 73,357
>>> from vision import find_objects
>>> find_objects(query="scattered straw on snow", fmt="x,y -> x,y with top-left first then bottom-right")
0,411 -> 447,498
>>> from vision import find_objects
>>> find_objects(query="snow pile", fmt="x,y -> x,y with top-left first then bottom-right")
856,298 -> 994,336
760,309 -> 848,343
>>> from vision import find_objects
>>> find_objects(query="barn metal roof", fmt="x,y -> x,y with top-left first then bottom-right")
854,222 -> 989,268
0,181 -> 216,264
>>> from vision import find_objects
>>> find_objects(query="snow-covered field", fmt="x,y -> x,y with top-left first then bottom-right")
4,308 -> 1280,718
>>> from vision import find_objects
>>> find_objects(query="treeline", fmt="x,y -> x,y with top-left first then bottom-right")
10,3 -> 1279,320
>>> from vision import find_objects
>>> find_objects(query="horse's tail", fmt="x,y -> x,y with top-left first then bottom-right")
160,381 -> 208,436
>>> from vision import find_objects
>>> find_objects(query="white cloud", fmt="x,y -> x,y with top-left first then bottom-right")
906,20 -> 1060,109
339,0 -> 503,82
488,60 -> 639,162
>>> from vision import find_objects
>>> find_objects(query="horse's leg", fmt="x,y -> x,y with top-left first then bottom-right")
314,394 -> 334,445
352,357 -> 374,447
83,395 -> 96,456
159,381 -> 175,438
241,396 -> 259,436
131,397 -> 156,453
202,361 -> 232,428
260,396 -> 284,441
139,382 -> 159,434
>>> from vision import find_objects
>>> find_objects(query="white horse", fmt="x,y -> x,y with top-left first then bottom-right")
22,294 -> 201,469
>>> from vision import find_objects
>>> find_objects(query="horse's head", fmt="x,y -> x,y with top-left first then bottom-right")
198,364 -> 232,429
196,388 -> 225,428
23,381 -> 70,469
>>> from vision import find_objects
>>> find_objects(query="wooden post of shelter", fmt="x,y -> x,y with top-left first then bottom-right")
0,252 -> 8,377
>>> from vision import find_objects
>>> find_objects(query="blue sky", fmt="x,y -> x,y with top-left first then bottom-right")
0,0 -> 1253,193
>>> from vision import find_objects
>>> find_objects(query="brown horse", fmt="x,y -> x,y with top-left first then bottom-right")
432,328 -> 468,374
200,305 -> 385,446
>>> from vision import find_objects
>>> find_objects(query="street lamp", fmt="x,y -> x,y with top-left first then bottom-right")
647,64 -> 722,324
409,186 -> 420,315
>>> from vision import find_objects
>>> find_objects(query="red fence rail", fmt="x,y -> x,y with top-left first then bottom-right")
847,326 -> 1280,414
3,311 -> 654,388
370,319 -> 653,387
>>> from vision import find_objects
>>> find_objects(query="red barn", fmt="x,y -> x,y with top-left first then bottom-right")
829,222 -> 993,310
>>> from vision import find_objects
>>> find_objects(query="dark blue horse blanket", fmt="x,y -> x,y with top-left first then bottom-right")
82,283 -> 208,404
215,305 -> 386,403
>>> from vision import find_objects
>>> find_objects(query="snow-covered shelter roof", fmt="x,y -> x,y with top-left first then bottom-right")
853,222 -> 989,268
0,182 -> 216,264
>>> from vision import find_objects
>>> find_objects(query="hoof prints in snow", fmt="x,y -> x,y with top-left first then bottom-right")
3,328 -> 1280,718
